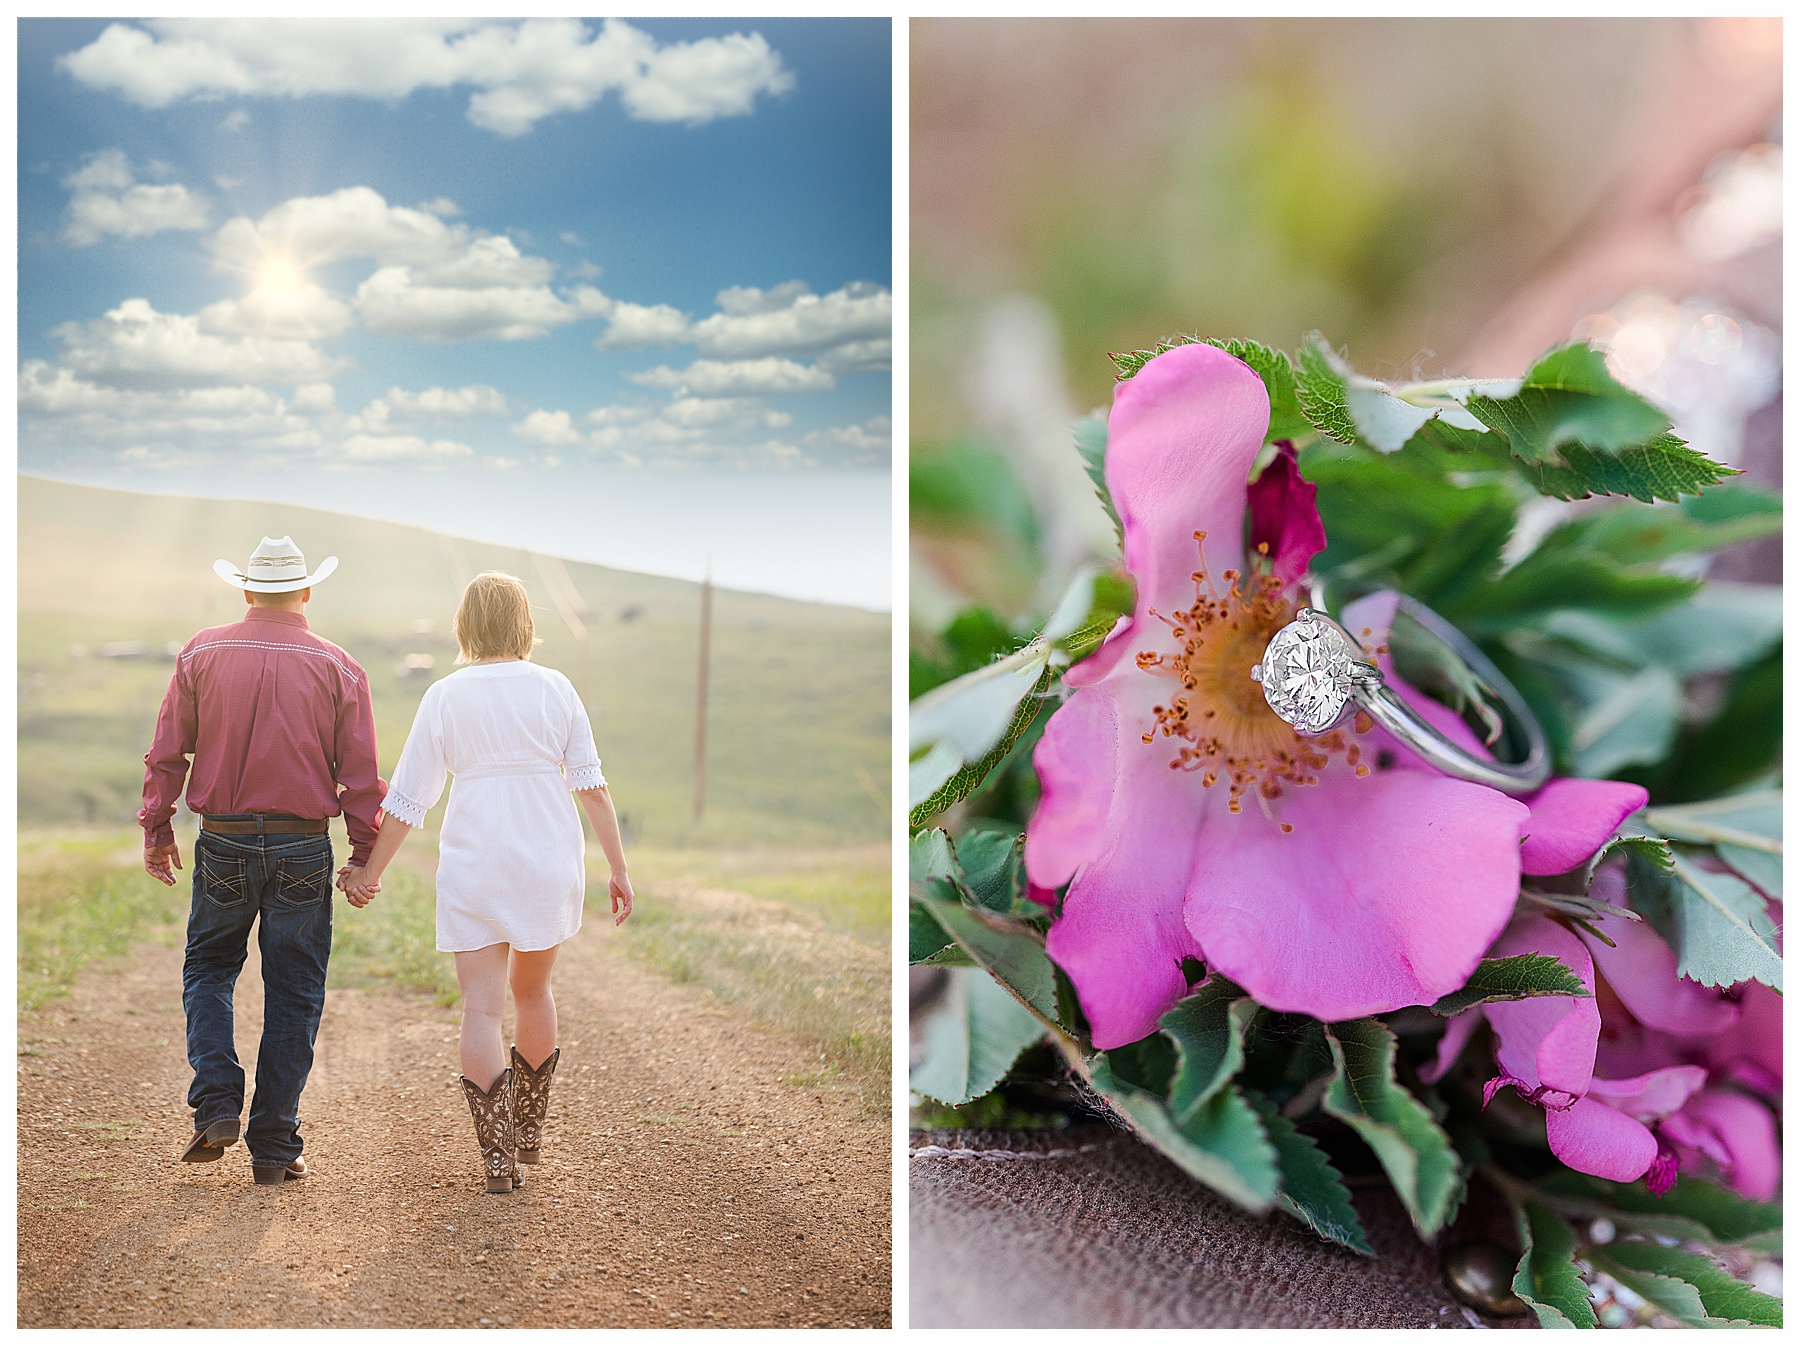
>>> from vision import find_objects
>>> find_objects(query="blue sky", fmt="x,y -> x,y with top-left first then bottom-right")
18,18 -> 892,606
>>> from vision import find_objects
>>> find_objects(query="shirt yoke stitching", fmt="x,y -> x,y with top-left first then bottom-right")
183,639 -> 362,682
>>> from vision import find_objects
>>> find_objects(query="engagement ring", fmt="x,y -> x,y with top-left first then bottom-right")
1251,596 -> 1549,796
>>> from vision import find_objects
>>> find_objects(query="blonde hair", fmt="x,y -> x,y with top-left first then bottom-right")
454,572 -> 540,663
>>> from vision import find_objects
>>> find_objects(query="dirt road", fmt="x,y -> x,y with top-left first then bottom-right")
17,913 -> 892,1328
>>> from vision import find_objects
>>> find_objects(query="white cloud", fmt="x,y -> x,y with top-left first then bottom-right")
806,415 -> 892,460
205,188 -> 611,342
596,301 -> 691,349
626,356 -> 834,397
688,281 -> 891,363
560,231 -> 582,246
220,108 -> 250,132
198,283 -> 355,342
292,382 -> 335,413
385,385 -> 508,419
211,186 -> 484,275
51,298 -> 346,389
341,433 -> 474,463
62,149 -> 209,247
513,409 -> 583,444
355,267 -> 567,341
59,18 -> 792,136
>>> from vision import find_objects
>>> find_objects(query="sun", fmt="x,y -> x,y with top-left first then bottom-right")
256,255 -> 306,294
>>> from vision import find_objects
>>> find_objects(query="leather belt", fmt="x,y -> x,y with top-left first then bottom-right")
201,816 -> 329,836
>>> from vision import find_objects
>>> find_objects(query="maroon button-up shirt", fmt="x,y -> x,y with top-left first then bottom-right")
139,608 -> 385,864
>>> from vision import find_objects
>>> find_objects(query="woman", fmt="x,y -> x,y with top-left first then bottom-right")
343,571 -> 633,1193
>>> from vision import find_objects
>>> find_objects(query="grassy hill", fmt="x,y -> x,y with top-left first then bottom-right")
19,476 -> 890,848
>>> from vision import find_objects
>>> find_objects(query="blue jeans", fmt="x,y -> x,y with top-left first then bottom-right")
183,821 -> 334,1167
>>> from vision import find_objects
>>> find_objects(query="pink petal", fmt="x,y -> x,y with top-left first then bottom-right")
1708,979 -> 1782,1093
1032,342 -> 1273,1049
1106,342 -> 1269,619
1519,779 -> 1649,876
1035,669 -> 1211,1049
1668,1089 -> 1781,1203
1246,440 -> 1325,585
1422,1005 -> 1486,1085
1486,914 -> 1599,1102
1024,689 -> 1117,891
1586,1065 -> 1708,1123
1182,768 -> 1528,1020
1579,875 -> 1740,1036
1546,1096 -> 1659,1182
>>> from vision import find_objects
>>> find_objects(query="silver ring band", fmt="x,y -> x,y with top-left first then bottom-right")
1252,596 -> 1550,797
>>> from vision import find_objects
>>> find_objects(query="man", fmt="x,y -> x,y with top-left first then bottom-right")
141,536 -> 384,1185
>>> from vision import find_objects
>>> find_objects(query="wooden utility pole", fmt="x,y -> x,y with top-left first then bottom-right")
692,562 -> 712,822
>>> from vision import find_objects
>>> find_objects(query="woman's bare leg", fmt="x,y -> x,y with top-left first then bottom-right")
508,946 -> 560,1068
455,944 -> 510,1088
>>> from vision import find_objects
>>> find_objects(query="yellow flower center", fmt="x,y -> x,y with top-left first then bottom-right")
1138,533 -> 1371,827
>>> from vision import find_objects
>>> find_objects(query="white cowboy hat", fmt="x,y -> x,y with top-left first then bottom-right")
213,536 -> 339,593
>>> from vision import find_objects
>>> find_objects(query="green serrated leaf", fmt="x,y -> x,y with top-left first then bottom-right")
1583,828 -> 1673,891
915,895 -> 1062,1027
1072,412 -> 1124,547
1160,978 -> 1255,1126
1322,1019 -> 1462,1237
909,828 -> 958,888
1294,332 -> 1359,445
909,661 -> 1054,832
909,901 -> 954,964
1089,1055 -> 1279,1213
1244,1089 -> 1372,1255
953,829 -> 1024,914
910,968 -> 1049,1106
1534,1172 -> 1782,1248
1627,851 -> 1782,992
1464,343 -> 1672,465
1428,954 -> 1591,1017
1511,1198 -> 1598,1329
1512,435 -> 1734,504
1589,1242 -> 1783,1327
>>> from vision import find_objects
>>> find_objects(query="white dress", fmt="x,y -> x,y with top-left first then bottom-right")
380,661 -> 607,952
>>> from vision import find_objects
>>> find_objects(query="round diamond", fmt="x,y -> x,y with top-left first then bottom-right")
1256,612 -> 1358,733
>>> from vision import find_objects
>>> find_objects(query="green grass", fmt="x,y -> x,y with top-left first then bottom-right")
18,830 -> 186,1013
622,845 -> 891,946
18,828 -> 458,1014
605,845 -> 891,1113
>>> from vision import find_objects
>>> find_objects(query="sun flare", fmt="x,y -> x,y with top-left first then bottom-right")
255,255 -> 306,294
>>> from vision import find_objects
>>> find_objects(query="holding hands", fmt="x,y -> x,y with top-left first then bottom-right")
338,864 -> 382,908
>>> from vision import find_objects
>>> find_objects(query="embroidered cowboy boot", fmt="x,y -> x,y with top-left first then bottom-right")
460,1068 -> 521,1194
510,1045 -> 560,1164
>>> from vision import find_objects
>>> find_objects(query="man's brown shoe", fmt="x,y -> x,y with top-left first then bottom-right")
252,1156 -> 309,1185
180,1117 -> 241,1163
